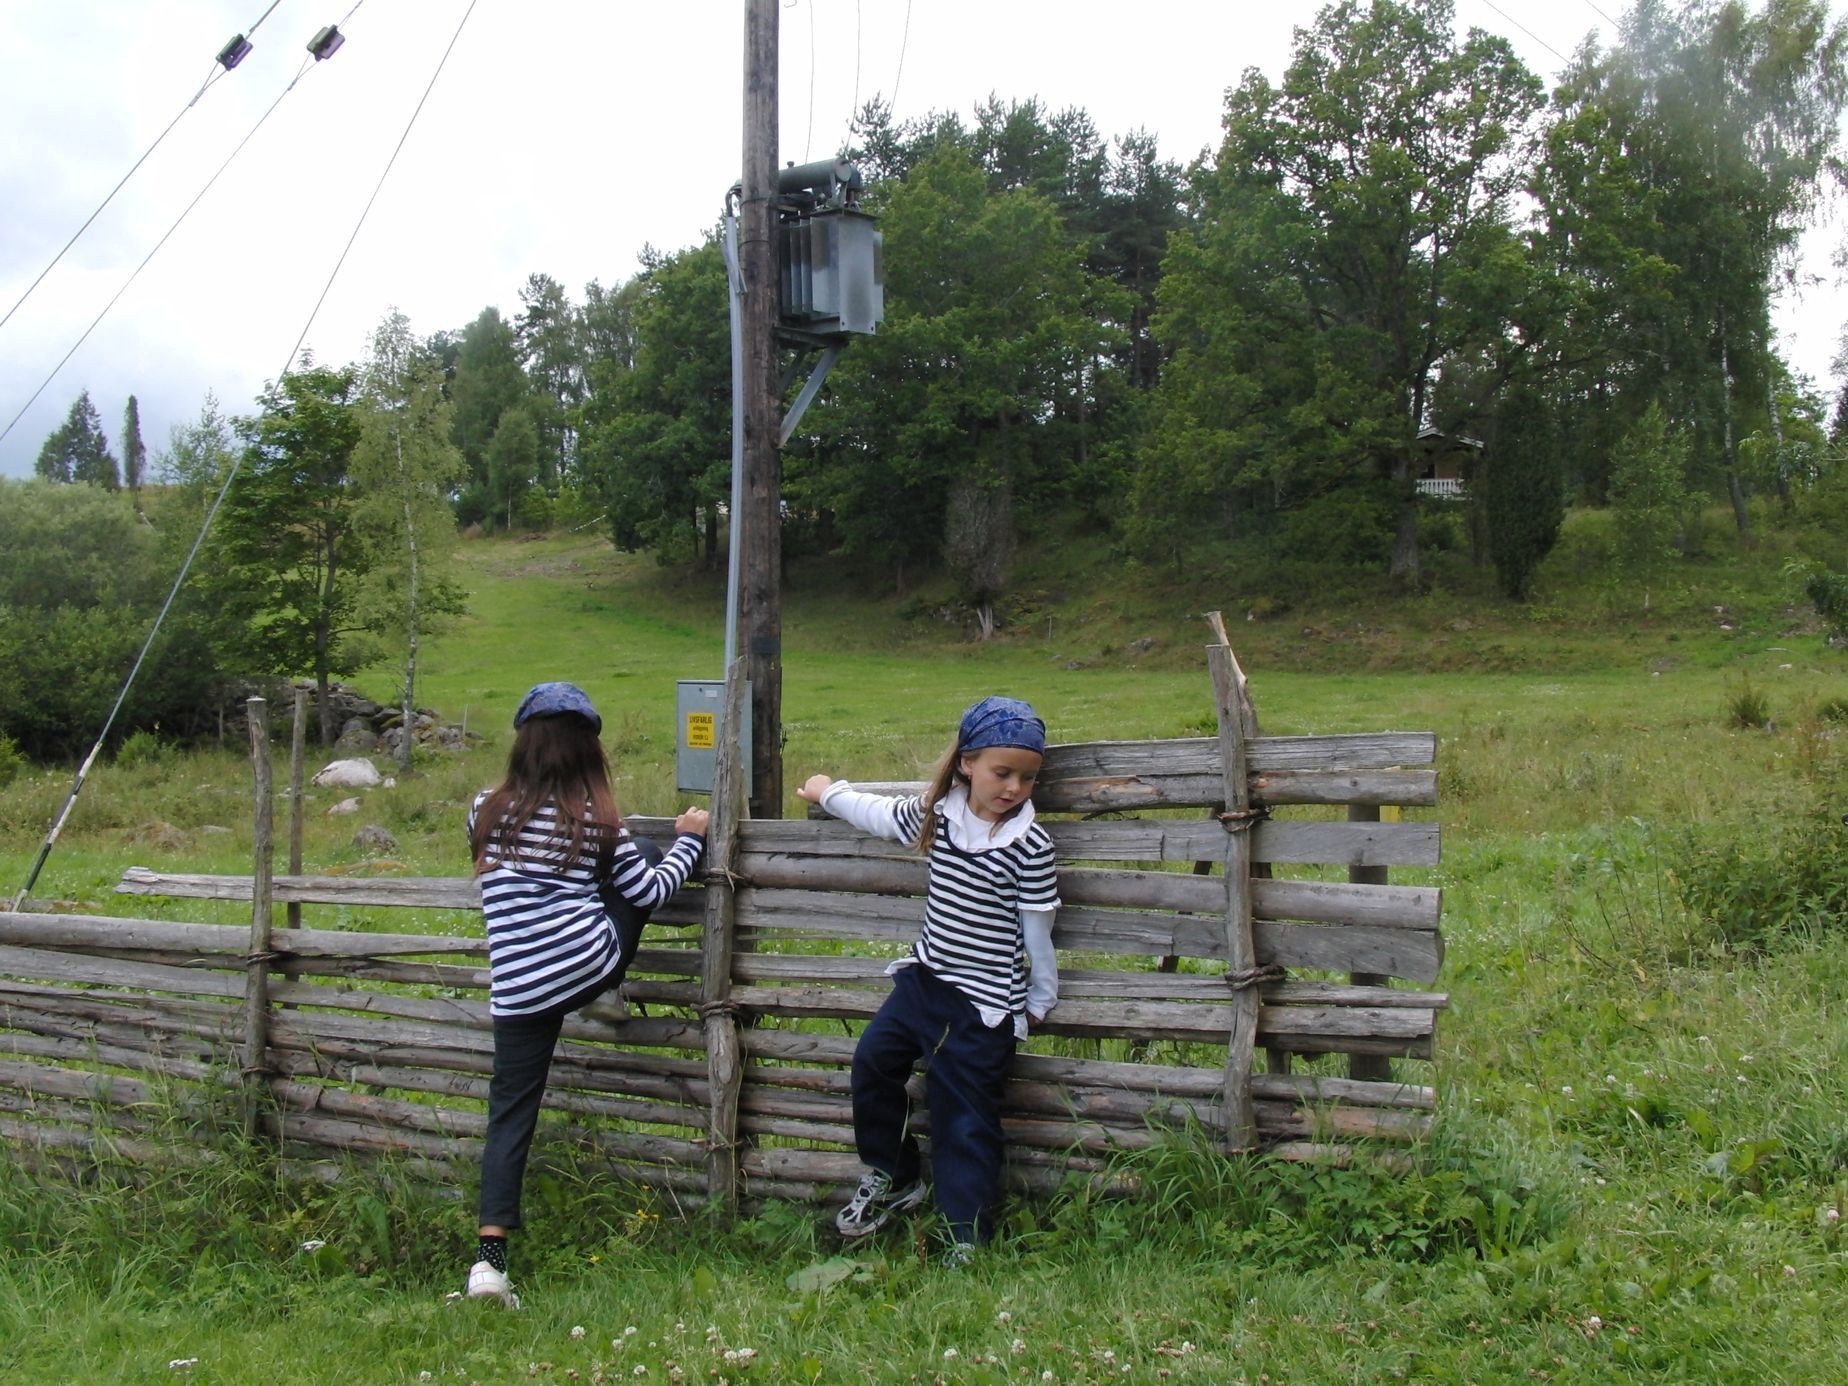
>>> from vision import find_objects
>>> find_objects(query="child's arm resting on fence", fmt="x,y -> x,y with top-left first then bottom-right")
797,774 -> 913,845
1024,907 -> 1058,1025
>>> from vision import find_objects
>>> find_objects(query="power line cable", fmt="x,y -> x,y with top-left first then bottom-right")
1476,0 -> 1569,65
0,2 -> 294,336
805,0 -> 817,161
850,0 -> 862,137
12,0 -> 475,910
0,55 -> 317,448
890,0 -> 913,111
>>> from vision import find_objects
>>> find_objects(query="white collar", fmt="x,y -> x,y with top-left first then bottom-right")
937,784 -> 1037,851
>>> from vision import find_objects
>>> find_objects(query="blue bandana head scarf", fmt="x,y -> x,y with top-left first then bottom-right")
958,695 -> 1046,755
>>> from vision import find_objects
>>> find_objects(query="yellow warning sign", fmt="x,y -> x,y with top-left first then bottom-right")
686,712 -> 716,749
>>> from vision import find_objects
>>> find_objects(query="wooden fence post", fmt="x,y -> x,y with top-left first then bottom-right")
700,660 -> 748,1213
287,686 -> 307,933
1204,615 -> 1261,1152
242,697 -> 275,1139
1347,803 -> 1394,1083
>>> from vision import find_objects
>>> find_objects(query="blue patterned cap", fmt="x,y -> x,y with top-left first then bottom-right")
514,681 -> 601,732
958,695 -> 1045,754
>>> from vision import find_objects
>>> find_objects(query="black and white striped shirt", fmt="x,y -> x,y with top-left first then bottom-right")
469,791 -> 702,1017
818,782 -> 1060,1022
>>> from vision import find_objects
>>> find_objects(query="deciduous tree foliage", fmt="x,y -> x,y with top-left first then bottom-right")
207,362 -> 368,745
578,242 -> 732,567
448,307 -> 529,516
1544,0 -> 1848,530
0,481 -> 223,759
802,146 -> 1124,607
1138,0 -> 1544,584
351,311 -> 468,769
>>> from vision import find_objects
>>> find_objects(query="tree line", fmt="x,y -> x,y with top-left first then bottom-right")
13,0 -> 1848,762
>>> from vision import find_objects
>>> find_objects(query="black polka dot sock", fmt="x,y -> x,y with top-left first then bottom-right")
476,1236 -> 507,1273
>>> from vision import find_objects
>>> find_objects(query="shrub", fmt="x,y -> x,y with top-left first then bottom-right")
115,729 -> 168,769
1671,812 -> 1848,952
1275,486 -> 1394,569
1724,675 -> 1772,730
0,731 -> 22,788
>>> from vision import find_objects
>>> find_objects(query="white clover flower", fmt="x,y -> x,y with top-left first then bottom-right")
419,1375 -> 432,1383
1012,1339 -> 1026,1356
996,1310 -> 1013,1324
571,1326 -> 587,1340
168,1362 -> 199,1372
1827,1208 -> 1841,1224
1042,1373 -> 1056,1383
625,1327 -> 639,1337
1783,1265 -> 1798,1277
1584,1315 -> 1602,1336
943,1348 -> 959,1360
633,1368 -> 648,1379
1561,1085 -> 1573,1096
732,1349 -> 756,1364
300,1240 -> 327,1253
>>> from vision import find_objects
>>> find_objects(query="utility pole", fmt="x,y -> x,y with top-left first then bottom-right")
740,0 -> 782,818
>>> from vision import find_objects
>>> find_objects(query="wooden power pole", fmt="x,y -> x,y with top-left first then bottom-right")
740,0 -> 783,818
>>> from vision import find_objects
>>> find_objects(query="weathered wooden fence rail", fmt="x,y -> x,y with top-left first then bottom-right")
0,648 -> 1444,1207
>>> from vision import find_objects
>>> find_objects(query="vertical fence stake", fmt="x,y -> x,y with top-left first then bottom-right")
700,660 -> 748,1215
1347,803 -> 1394,1083
1205,613 -> 1260,1152
242,697 -> 275,1140
287,686 -> 306,932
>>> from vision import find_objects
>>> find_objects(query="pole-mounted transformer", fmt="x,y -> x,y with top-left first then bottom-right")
774,159 -> 885,345
714,158 -> 883,682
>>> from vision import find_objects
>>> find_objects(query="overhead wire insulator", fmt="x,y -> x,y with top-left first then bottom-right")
307,25 -> 345,61
216,33 -> 254,70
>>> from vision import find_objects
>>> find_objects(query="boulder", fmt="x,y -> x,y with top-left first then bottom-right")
353,824 -> 400,856
326,797 -> 361,816
311,758 -> 381,789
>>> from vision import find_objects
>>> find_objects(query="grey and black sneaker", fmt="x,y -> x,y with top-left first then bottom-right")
833,1168 -> 926,1238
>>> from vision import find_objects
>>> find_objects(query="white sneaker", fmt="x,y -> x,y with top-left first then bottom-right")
466,1260 -> 520,1308
833,1168 -> 927,1238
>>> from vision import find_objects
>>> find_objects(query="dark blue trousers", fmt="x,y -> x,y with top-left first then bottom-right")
477,837 -> 661,1230
851,963 -> 1017,1244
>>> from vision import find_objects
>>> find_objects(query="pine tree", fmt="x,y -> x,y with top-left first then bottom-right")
35,390 -> 118,488
121,395 -> 147,505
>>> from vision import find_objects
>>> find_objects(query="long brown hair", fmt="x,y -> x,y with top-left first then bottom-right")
915,734 -> 966,855
471,714 -> 623,873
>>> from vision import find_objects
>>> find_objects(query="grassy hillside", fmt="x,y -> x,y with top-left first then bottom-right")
2,513 -> 1845,1382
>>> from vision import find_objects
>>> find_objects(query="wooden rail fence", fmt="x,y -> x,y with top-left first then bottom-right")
0,646 -> 1443,1207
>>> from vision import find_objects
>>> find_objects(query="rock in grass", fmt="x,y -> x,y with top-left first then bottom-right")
326,797 -> 361,816
353,824 -> 399,856
311,758 -> 381,789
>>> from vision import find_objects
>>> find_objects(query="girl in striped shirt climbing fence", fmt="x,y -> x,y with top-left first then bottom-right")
463,681 -> 708,1307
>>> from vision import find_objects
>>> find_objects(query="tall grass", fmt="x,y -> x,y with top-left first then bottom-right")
2,522 -> 1846,1382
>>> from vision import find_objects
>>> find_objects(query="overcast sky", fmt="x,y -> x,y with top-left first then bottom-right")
2,0 -> 1844,479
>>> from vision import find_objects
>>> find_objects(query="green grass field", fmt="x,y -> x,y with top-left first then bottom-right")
2,518 -> 1845,1383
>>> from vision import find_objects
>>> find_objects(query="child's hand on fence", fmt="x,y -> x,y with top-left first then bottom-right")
795,774 -> 833,803
675,806 -> 711,837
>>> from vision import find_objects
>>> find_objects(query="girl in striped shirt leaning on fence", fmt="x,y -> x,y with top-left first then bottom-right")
463,681 -> 708,1308
797,695 -> 1060,1266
